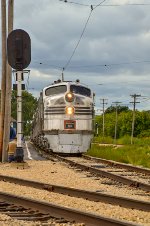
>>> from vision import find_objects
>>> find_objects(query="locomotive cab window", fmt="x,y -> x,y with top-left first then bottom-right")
45,85 -> 67,96
70,85 -> 91,97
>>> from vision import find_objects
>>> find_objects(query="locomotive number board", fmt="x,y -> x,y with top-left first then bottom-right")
64,120 -> 76,130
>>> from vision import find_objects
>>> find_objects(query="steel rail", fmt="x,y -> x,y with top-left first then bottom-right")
55,155 -> 150,192
83,155 -> 150,175
0,175 -> 149,211
0,191 -> 141,226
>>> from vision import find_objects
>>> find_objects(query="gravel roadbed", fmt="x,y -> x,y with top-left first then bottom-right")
0,160 -> 150,225
0,213 -> 84,226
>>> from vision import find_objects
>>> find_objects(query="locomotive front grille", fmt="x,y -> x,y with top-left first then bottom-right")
45,107 -> 64,115
44,106 -> 93,115
75,107 -> 93,115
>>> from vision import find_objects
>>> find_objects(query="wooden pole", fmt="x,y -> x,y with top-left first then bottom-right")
0,0 -> 7,162
2,0 -> 14,162
130,94 -> 141,145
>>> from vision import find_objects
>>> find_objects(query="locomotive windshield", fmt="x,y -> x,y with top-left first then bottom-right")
45,85 -> 67,96
70,85 -> 91,97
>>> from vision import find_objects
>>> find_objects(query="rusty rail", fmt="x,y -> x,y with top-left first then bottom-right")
0,175 -> 149,211
0,191 -> 141,226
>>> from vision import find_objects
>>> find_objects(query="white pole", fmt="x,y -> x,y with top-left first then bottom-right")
15,70 -> 24,162
17,71 -> 22,147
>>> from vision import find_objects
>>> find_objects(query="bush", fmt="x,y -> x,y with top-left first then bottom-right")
93,136 -> 113,144
138,130 -> 150,138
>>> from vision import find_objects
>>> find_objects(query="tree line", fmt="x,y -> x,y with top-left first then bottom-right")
11,91 -> 38,136
95,106 -> 150,138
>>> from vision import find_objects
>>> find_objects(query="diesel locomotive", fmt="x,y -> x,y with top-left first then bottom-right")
31,79 -> 94,154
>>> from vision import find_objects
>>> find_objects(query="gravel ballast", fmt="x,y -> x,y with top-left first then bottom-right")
0,160 -> 150,225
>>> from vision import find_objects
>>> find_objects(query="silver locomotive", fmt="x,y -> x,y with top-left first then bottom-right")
31,79 -> 94,154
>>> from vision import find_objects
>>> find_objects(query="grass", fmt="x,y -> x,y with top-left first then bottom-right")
93,135 -> 150,145
87,136 -> 150,168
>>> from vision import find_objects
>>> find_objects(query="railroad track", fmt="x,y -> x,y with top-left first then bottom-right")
0,200 -> 60,223
0,174 -> 150,212
17,143 -> 149,225
0,191 -> 140,226
51,154 -> 150,192
83,155 -> 150,176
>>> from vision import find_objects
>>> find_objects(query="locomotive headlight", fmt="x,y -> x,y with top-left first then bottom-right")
65,92 -> 74,102
65,106 -> 75,115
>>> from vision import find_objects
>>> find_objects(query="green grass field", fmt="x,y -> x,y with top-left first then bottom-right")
87,136 -> 150,168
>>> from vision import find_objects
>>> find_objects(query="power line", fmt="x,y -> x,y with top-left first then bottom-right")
93,0 -> 108,9
68,60 -> 150,69
32,61 -> 62,70
59,0 -> 150,7
140,97 -> 150,103
33,59 -> 150,71
59,0 -> 89,7
62,0 -> 107,73
62,9 -> 93,72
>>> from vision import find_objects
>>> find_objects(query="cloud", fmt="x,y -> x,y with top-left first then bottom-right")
0,0 -> 150,111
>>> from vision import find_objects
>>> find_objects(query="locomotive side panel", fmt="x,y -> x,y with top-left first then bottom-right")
32,93 -> 44,139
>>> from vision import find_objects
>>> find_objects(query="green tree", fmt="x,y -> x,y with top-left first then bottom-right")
95,110 -> 150,138
11,90 -> 38,136
105,105 -> 129,114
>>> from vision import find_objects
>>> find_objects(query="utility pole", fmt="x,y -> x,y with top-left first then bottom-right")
0,0 -> 7,161
100,98 -> 107,140
112,101 -> 122,144
2,0 -> 14,162
130,94 -> 141,145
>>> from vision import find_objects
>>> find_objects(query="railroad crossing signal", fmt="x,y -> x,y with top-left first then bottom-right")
7,29 -> 31,70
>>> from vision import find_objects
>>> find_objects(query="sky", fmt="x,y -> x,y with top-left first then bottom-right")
1,0 -> 150,113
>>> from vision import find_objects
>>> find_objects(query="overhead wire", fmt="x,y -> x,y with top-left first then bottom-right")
60,0 -> 150,75
62,0 -> 107,73
67,60 -> 150,69
93,0 -> 109,9
32,1 -> 150,73
32,0 -> 150,82
59,0 -> 89,7
32,61 -> 62,70
59,0 -> 150,7
62,9 -> 93,72
33,59 -> 150,71
140,97 -> 150,103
